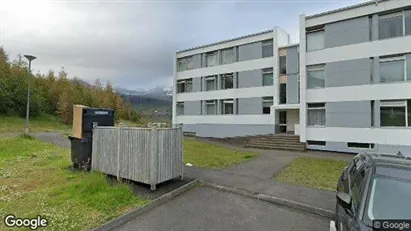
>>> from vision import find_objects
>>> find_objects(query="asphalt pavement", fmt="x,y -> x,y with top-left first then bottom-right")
116,186 -> 330,231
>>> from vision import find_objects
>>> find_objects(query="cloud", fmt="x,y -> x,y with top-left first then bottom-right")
1,0 -> 365,89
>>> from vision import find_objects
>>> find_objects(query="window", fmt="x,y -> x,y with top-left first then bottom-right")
406,10 -> 411,35
380,56 -> 406,83
262,39 -> 273,58
307,65 -> 325,89
205,51 -> 218,67
262,97 -> 273,114
221,73 -> 233,89
221,99 -> 234,115
279,83 -> 287,104
407,55 -> 411,81
205,76 -> 216,91
221,48 -> 235,64
307,103 -> 326,126
176,102 -> 184,115
177,56 -> 193,72
205,100 -> 217,115
379,12 -> 404,39
176,79 -> 192,93
380,100 -> 407,127
306,27 -> 325,51
409,100 -> 411,127
262,68 -> 273,86
279,56 -> 287,75
307,140 -> 326,146
348,142 -> 374,149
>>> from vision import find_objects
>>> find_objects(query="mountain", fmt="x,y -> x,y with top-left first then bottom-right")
117,86 -> 173,122
115,87 -> 172,101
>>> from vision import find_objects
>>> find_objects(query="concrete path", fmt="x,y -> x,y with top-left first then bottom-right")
185,138 -> 355,213
116,186 -> 330,231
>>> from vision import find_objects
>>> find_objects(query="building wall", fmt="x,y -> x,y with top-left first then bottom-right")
324,16 -> 370,48
192,77 -> 202,92
325,58 -> 371,87
307,141 -> 411,154
286,74 -> 299,104
301,1 -> 411,154
238,97 -> 262,115
183,124 -> 274,138
238,42 -> 263,62
184,101 -> 202,116
286,46 -> 299,74
238,70 -> 262,88
326,101 -> 371,128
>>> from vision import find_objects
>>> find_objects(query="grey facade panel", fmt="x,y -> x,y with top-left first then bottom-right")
238,70 -> 262,88
286,74 -> 299,104
238,97 -> 262,115
192,54 -> 202,69
375,144 -> 411,155
192,77 -> 202,92
325,58 -> 371,87
326,101 -> 371,128
325,16 -> 370,48
238,42 -> 262,62
184,101 -> 202,116
307,141 -> 375,154
183,124 -> 274,138
407,54 -> 411,81
371,14 -> 379,41
286,46 -> 299,74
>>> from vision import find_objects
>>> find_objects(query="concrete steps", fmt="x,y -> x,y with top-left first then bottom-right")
246,134 -> 306,152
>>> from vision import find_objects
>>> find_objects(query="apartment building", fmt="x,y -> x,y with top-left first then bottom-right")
173,0 -> 411,154
172,28 -> 293,138
299,0 -> 411,153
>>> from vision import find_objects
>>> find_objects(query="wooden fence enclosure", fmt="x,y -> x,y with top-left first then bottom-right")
91,126 -> 183,190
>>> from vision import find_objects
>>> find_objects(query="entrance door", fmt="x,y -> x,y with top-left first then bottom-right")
279,111 -> 287,133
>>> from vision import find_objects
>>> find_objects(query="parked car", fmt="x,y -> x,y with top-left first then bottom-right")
335,152 -> 411,231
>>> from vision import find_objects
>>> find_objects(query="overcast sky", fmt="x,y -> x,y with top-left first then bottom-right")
1,0 -> 364,90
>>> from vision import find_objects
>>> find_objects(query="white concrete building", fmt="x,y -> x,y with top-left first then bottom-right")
172,28 -> 294,138
173,0 -> 411,154
299,0 -> 411,153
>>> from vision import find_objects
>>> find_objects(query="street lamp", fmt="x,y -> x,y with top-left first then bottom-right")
24,55 -> 37,134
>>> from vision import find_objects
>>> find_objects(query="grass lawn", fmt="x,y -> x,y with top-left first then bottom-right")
0,135 -> 149,231
274,157 -> 349,191
183,138 -> 256,169
0,115 -> 71,134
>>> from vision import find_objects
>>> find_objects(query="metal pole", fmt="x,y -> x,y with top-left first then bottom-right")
24,60 -> 31,134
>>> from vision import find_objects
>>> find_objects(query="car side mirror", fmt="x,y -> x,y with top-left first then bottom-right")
337,191 -> 352,210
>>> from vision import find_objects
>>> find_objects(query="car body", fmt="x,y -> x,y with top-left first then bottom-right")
335,152 -> 411,231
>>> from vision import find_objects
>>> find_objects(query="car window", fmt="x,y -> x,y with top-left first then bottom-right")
364,175 -> 411,224
349,158 -> 364,185
351,168 -> 365,210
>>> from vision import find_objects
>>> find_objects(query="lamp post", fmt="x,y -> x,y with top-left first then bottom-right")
24,55 -> 36,134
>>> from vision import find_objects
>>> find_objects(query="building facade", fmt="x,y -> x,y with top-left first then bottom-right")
172,28 -> 293,138
299,0 -> 411,153
173,0 -> 411,154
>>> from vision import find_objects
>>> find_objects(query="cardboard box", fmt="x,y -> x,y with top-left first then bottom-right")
72,105 -> 89,139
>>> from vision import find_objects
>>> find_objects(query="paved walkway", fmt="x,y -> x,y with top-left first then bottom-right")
185,138 -> 355,213
116,186 -> 329,231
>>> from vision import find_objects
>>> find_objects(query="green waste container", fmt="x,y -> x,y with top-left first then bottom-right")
69,136 -> 92,171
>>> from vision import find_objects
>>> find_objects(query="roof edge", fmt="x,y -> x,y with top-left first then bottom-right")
176,28 -> 275,54
306,0 -> 390,19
